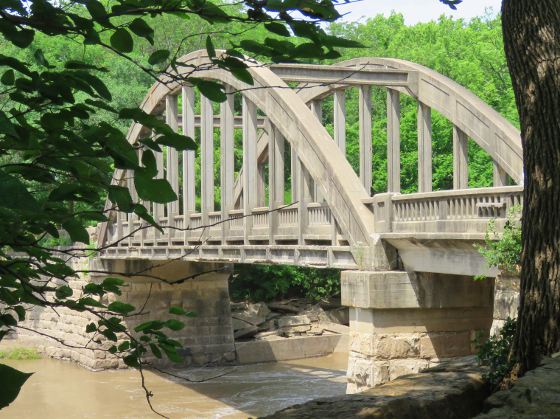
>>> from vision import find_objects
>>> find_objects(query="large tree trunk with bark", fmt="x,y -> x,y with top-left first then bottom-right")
501,0 -> 560,373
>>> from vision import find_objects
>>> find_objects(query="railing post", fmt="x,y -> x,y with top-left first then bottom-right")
359,85 -> 372,193
417,102 -> 433,192
310,100 -> 322,202
453,126 -> 468,189
387,89 -> 401,193
182,86 -> 196,243
268,124 -> 284,244
372,193 -> 395,233
201,94 -> 214,233
220,85 -> 235,243
153,129 -> 164,239
165,94 -> 179,244
334,89 -> 346,155
242,96 -> 258,244
298,157 -> 313,245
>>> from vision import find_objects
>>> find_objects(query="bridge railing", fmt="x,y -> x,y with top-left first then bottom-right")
366,185 -> 523,235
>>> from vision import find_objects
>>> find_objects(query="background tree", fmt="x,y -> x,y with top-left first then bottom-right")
501,0 -> 560,373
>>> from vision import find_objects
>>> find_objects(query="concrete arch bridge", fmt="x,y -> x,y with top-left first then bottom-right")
94,50 -> 523,392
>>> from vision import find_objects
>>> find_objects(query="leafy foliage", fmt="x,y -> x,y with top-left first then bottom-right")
477,318 -> 517,387
477,207 -> 522,275
231,265 -> 340,303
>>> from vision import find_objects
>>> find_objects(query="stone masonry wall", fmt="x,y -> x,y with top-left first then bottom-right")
18,258 -> 236,369
490,272 -> 520,336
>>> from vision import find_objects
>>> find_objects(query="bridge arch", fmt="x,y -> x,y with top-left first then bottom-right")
98,50 -> 523,271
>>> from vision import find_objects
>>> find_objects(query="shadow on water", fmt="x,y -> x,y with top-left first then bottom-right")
1,352 -> 348,419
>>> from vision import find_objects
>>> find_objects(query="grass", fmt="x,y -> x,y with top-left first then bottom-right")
0,347 -> 41,360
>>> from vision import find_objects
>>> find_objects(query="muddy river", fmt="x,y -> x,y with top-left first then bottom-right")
1,353 -> 347,418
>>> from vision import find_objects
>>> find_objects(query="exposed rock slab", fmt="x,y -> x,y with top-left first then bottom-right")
264,357 -> 489,419
476,354 -> 560,418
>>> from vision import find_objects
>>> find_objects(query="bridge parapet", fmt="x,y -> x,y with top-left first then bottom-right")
367,185 -> 523,236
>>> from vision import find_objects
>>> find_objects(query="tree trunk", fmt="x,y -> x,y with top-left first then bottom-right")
501,0 -> 560,373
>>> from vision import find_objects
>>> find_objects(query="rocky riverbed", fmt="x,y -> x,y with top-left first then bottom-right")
230,299 -> 349,342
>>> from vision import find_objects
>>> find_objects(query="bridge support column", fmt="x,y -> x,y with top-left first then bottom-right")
95,260 -> 236,367
341,270 -> 493,393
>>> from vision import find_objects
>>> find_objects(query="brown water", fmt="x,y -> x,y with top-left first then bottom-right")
1,353 -> 347,418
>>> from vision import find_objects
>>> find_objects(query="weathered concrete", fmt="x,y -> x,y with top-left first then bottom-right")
342,270 -> 493,393
264,356 -> 489,418
236,334 -> 347,364
476,353 -> 560,418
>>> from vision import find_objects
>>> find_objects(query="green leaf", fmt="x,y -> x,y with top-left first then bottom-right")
205,36 -> 216,58
62,218 -> 90,244
123,354 -> 139,367
107,301 -> 135,315
0,170 -> 39,211
134,172 -> 177,203
85,323 -> 97,333
110,28 -> 134,53
164,319 -> 184,331
13,306 -> 25,321
148,49 -> 170,66
118,341 -> 130,351
169,306 -> 186,316
134,320 -> 164,332
1,69 -> 14,85
33,49 -> 50,67
129,18 -> 154,44
55,285 -> 73,300
190,79 -> 226,102
265,22 -> 291,37
156,133 -> 196,151
149,343 -> 162,359
160,344 -> 183,363
108,186 -> 133,211
0,364 -> 33,409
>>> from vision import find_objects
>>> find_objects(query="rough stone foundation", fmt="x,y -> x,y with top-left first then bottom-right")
342,270 -> 494,393
490,272 -> 520,336
19,258 -> 236,369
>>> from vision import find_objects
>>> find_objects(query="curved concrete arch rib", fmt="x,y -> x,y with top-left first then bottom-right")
278,57 -> 523,184
100,50 -> 374,256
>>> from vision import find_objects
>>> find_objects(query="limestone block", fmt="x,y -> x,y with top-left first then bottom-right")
419,332 -> 472,359
388,358 -> 430,381
349,331 -> 375,357
347,356 -> 390,393
376,335 -> 419,359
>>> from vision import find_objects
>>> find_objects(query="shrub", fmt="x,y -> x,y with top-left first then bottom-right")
477,206 -> 522,276
477,318 -> 517,387
230,264 -> 340,303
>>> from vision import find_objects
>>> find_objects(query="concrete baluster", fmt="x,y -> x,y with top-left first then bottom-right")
453,126 -> 468,189
359,85 -> 373,194
182,86 -> 196,242
242,96 -> 258,244
310,100 -> 323,203
220,85 -> 235,242
387,89 -> 401,193
165,94 -> 179,243
334,89 -> 346,155
417,102 -> 433,193
268,124 -> 285,243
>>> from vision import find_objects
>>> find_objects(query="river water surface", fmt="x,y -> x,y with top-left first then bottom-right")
2,353 -> 347,418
